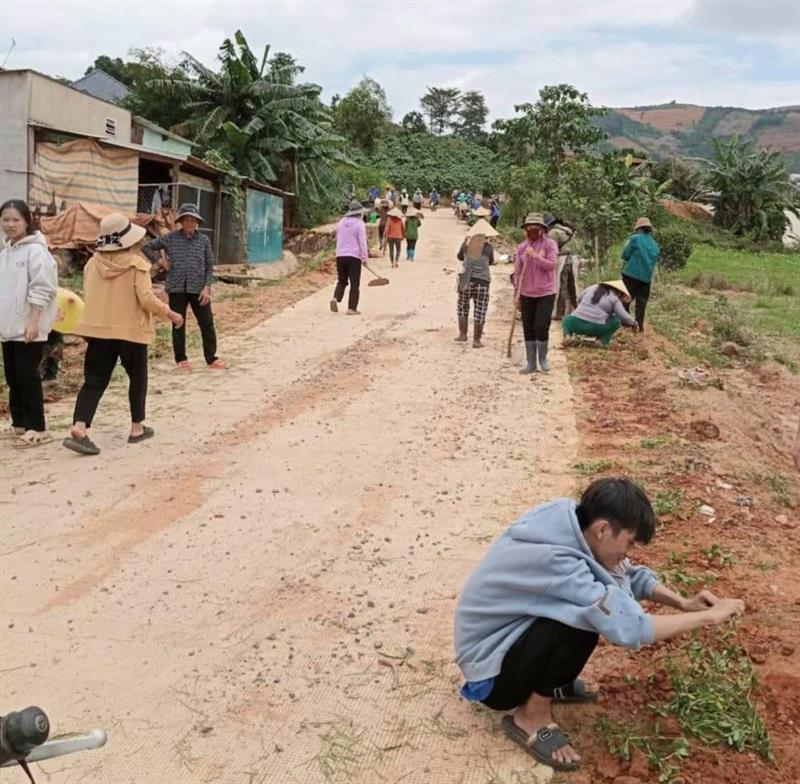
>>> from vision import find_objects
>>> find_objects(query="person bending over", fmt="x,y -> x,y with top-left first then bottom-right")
454,477 -> 744,771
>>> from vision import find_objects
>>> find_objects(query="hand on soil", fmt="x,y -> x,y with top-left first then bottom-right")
707,597 -> 746,625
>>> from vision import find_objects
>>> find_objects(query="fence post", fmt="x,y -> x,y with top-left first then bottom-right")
594,235 -> 600,282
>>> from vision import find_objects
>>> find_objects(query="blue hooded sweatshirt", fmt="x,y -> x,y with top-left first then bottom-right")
621,232 -> 661,283
453,498 -> 658,696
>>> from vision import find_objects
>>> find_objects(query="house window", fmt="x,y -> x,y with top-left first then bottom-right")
105,118 -> 117,136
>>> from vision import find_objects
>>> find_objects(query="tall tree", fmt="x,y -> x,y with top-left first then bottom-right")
494,84 -> 607,176
333,77 -> 392,153
420,87 -> 461,135
120,48 -> 191,131
401,111 -> 428,134
454,91 -> 488,140
85,55 -> 131,84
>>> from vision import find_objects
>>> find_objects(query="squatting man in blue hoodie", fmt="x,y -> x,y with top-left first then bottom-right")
454,478 -> 745,772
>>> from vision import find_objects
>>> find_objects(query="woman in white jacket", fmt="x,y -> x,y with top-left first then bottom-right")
0,200 -> 58,447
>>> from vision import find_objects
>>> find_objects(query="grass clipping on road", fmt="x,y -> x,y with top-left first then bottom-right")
597,629 -> 773,784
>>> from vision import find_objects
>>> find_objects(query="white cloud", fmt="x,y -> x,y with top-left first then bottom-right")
1,0 -> 797,117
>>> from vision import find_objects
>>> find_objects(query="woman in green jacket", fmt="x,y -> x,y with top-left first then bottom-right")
621,217 -> 661,332
405,207 -> 423,261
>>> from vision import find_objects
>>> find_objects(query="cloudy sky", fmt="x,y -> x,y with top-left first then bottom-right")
2,0 -> 798,120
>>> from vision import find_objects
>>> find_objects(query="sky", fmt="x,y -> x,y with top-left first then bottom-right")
2,0 -> 799,121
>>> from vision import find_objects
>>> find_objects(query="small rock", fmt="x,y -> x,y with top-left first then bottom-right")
698,504 -> 715,517
736,495 -> 754,508
715,479 -> 734,491
751,651 -> 768,664
416,607 -> 429,614
199,724 -> 213,734
780,644 -> 795,656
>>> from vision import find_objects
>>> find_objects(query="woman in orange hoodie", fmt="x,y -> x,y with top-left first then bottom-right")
385,207 -> 405,268
63,214 -> 183,456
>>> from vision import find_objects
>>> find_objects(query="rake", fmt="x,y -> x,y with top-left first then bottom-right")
364,262 -> 389,286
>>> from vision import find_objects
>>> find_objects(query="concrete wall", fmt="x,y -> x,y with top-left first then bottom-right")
0,71 -> 32,203
28,72 -> 131,144
141,127 -> 192,157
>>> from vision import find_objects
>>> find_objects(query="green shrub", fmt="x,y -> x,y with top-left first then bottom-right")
658,226 -> 693,271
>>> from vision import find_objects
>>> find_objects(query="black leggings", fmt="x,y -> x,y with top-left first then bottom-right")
2,341 -> 46,431
520,294 -> 556,341
387,239 -> 402,262
73,338 -> 148,426
622,274 -> 651,329
334,256 -> 362,311
168,292 -> 218,365
482,618 -> 599,710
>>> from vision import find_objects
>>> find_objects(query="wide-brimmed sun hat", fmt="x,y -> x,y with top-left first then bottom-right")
634,216 -> 653,230
345,199 -> 365,216
95,213 -> 146,251
406,206 -> 424,219
176,203 -> 204,223
466,218 -> 499,238
471,206 -> 492,217
387,207 -> 404,218
603,279 -> 631,300
521,212 -> 547,228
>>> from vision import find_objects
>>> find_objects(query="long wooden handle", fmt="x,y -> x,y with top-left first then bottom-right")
506,300 -> 518,358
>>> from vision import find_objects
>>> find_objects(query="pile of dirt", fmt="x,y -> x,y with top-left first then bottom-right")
658,199 -> 713,222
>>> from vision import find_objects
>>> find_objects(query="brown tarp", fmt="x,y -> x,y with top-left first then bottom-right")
40,202 -> 176,249
31,138 -> 139,212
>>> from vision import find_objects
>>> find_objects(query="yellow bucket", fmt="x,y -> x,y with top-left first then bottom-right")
53,287 -> 84,334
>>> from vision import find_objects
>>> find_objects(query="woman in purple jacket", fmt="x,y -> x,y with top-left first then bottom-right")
562,280 -> 638,346
330,201 -> 368,315
514,213 -> 558,374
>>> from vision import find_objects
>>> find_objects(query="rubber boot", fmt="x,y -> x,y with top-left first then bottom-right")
537,340 -> 551,372
519,341 -> 537,374
410,248 -> 416,261
472,322 -> 484,348
455,317 -> 469,342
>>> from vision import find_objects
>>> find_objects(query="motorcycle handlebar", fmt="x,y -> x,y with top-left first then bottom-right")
0,707 -> 50,765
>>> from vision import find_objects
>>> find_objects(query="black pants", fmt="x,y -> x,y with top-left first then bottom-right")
482,619 -> 599,711
520,294 -> 556,341
334,256 -> 362,311
387,239 -> 401,262
168,292 -> 218,364
73,338 -> 148,426
2,341 -> 46,431
622,274 -> 651,330
406,238 -> 417,251
490,215 -> 499,229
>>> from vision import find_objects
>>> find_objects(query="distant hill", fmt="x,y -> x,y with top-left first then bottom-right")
595,102 -> 800,172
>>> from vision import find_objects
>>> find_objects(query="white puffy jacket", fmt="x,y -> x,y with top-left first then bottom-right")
0,231 -> 58,341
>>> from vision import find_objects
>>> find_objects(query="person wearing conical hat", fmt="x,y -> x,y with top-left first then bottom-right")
331,200 -> 369,315
405,206 -> 423,261
621,217 -> 661,333
561,280 -> 638,347
63,213 -> 184,456
455,219 -> 497,348
142,203 -> 226,370
514,213 -> 559,373
385,207 -> 405,268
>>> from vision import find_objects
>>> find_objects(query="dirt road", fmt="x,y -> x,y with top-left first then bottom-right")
1,210 -> 577,784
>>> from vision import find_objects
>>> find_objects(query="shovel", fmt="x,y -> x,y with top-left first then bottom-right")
364,262 -> 389,286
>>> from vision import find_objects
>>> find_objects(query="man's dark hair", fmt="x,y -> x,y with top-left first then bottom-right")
576,478 -> 656,544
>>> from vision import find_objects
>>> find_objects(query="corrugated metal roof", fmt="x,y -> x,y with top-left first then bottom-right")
72,69 -> 130,103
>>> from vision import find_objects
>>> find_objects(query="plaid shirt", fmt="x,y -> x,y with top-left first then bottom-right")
143,230 -> 214,294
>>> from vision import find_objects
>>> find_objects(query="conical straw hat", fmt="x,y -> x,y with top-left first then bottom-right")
603,279 -> 631,299
466,218 -> 499,238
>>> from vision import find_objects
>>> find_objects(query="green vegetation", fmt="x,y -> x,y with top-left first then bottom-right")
657,226 -> 693,271
652,488 -> 686,517
573,458 -> 615,477
597,631 -> 772,783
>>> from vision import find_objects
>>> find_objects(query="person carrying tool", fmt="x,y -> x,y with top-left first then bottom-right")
455,218 -> 496,348
545,216 -> 581,320
514,213 -> 558,374
330,200 -> 368,315
454,477 -> 745,772
142,203 -> 226,371
621,217 -> 661,332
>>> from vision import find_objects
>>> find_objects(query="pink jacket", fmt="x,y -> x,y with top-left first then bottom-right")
514,237 -> 558,297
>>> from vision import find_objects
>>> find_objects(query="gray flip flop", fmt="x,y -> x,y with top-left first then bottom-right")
62,435 -> 101,456
501,715 -> 581,771
552,678 -> 598,704
128,426 -> 154,444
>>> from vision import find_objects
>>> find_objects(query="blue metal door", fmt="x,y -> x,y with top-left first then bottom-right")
246,189 -> 283,263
